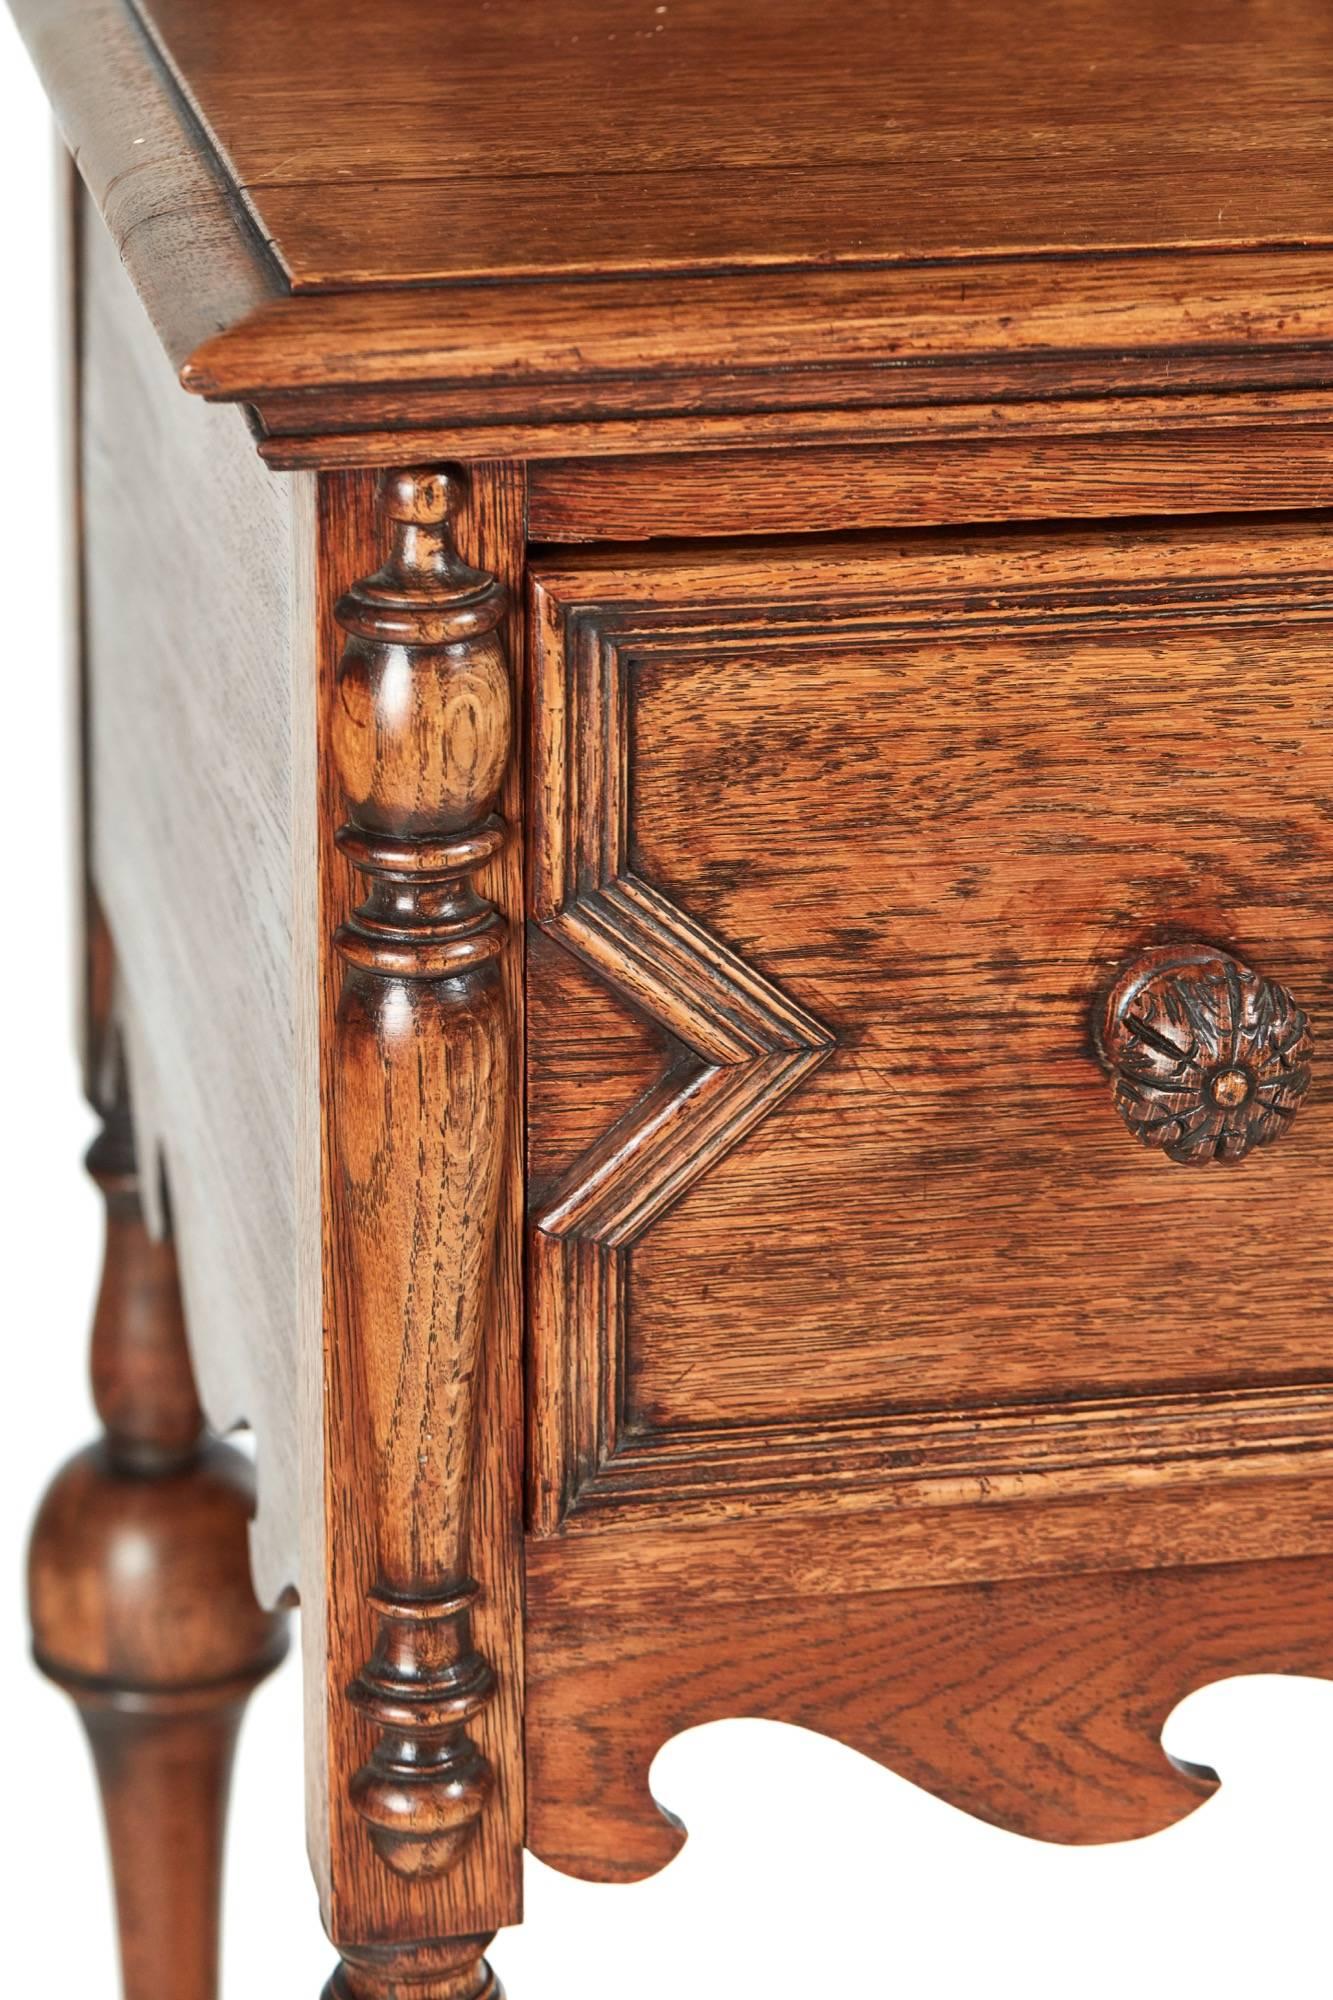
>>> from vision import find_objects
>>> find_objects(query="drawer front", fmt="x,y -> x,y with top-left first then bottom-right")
525,520 -> 1333,1530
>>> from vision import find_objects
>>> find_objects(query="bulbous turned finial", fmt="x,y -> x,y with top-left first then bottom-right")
383,465 -> 455,524
333,467 -> 507,664
331,463 -> 513,980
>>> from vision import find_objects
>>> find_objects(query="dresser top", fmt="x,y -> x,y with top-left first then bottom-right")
18,0 -> 1333,461
129,0 -> 1333,287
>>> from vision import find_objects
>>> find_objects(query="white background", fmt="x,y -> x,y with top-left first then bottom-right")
3,19 -> 1331,1997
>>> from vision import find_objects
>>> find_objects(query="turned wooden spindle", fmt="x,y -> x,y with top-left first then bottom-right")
330,465 -> 513,1892
322,1936 -> 502,2000
27,1082 -> 288,2000
1099,943 -> 1314,1164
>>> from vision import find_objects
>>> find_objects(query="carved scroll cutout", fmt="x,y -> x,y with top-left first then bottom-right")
526,1551 -> 1333,1882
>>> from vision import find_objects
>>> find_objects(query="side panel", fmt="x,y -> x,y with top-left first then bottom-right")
81,190 -> 318,1607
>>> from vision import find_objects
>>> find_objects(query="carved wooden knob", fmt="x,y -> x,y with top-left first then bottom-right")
1099,945 -> 1313,1164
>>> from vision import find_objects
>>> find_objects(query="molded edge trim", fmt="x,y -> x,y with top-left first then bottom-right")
17,0 -> 1333,460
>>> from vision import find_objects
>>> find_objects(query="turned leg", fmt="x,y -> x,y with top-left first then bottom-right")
28,1086 -> 288,2000
324,1939 -> 502,2000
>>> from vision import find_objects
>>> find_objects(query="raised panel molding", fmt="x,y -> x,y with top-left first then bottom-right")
527,538 -> 1333,1535
528,602 -> 835,1533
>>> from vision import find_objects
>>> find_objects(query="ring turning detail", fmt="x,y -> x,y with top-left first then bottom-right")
330,467 -> 513,1886
1099,945 -> 1314,1165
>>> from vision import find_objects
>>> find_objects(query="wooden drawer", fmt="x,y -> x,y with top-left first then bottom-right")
526,518 -> 1333,1532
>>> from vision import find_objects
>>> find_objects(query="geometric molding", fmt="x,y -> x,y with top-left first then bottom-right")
561,1381 -> 1333,1524
528,546 -> 1333,1535
536,876 -> 833,1246
529,603 -> 834,1530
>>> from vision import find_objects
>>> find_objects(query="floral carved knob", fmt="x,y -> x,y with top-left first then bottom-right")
1099,945 -> 1313,1165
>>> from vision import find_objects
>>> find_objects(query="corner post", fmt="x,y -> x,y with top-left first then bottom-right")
324,465 -> 520,1996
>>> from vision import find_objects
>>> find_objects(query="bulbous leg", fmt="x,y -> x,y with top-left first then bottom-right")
27,1089 -> 288,2000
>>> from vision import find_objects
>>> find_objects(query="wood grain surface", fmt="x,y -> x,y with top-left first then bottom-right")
186,253 -> 1333,449
528,431 -> 1333,541
131,0 -> 1333,283
528,1473 -> 1333,1607
29,9 -> 1333,1968
526,1548 -> 1333,1881
328,468 -> 514,1901
80,188 -> 318,1605
17,0 -> 1333,470
254,388 -> 1333,478
528,520 -> 1333,1527
28,1087 -> 288,2000
8,0 -> 279,374
314,466 -> 527,1954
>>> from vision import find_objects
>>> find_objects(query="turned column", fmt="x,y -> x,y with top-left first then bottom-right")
324,465 -> 515,1999
325,1939 -> 503,2000
28,1078 -> 288,2000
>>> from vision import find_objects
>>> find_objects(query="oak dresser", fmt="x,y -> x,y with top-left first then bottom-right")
13,1 -> 1333,1994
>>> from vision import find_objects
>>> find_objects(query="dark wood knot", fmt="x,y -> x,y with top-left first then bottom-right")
1098,944 -> 1313,1165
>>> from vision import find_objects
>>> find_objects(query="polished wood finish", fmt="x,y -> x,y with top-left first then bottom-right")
255,387 -> 1333,476
527,521 -> 1333,1531
128,0 -> 1333,287
10,0 -> 279,378
528,1550 -> 1333,1880
28,1084 -> 288,2000
529,561 -> 834,1525
324,1939 -> 501,2000
15,1 -> 1333,1992
178,253 -> 1333,418
1100,945 -> 1314,1165
15,0 -> 1333,468
330,469 -> 511,1884
316,465 -> 526,1970
527,430 -> 1333,540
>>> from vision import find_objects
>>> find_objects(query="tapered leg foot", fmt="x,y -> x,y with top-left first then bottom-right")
75,1683 -> 254,2000
27,1090 -> 288,2000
